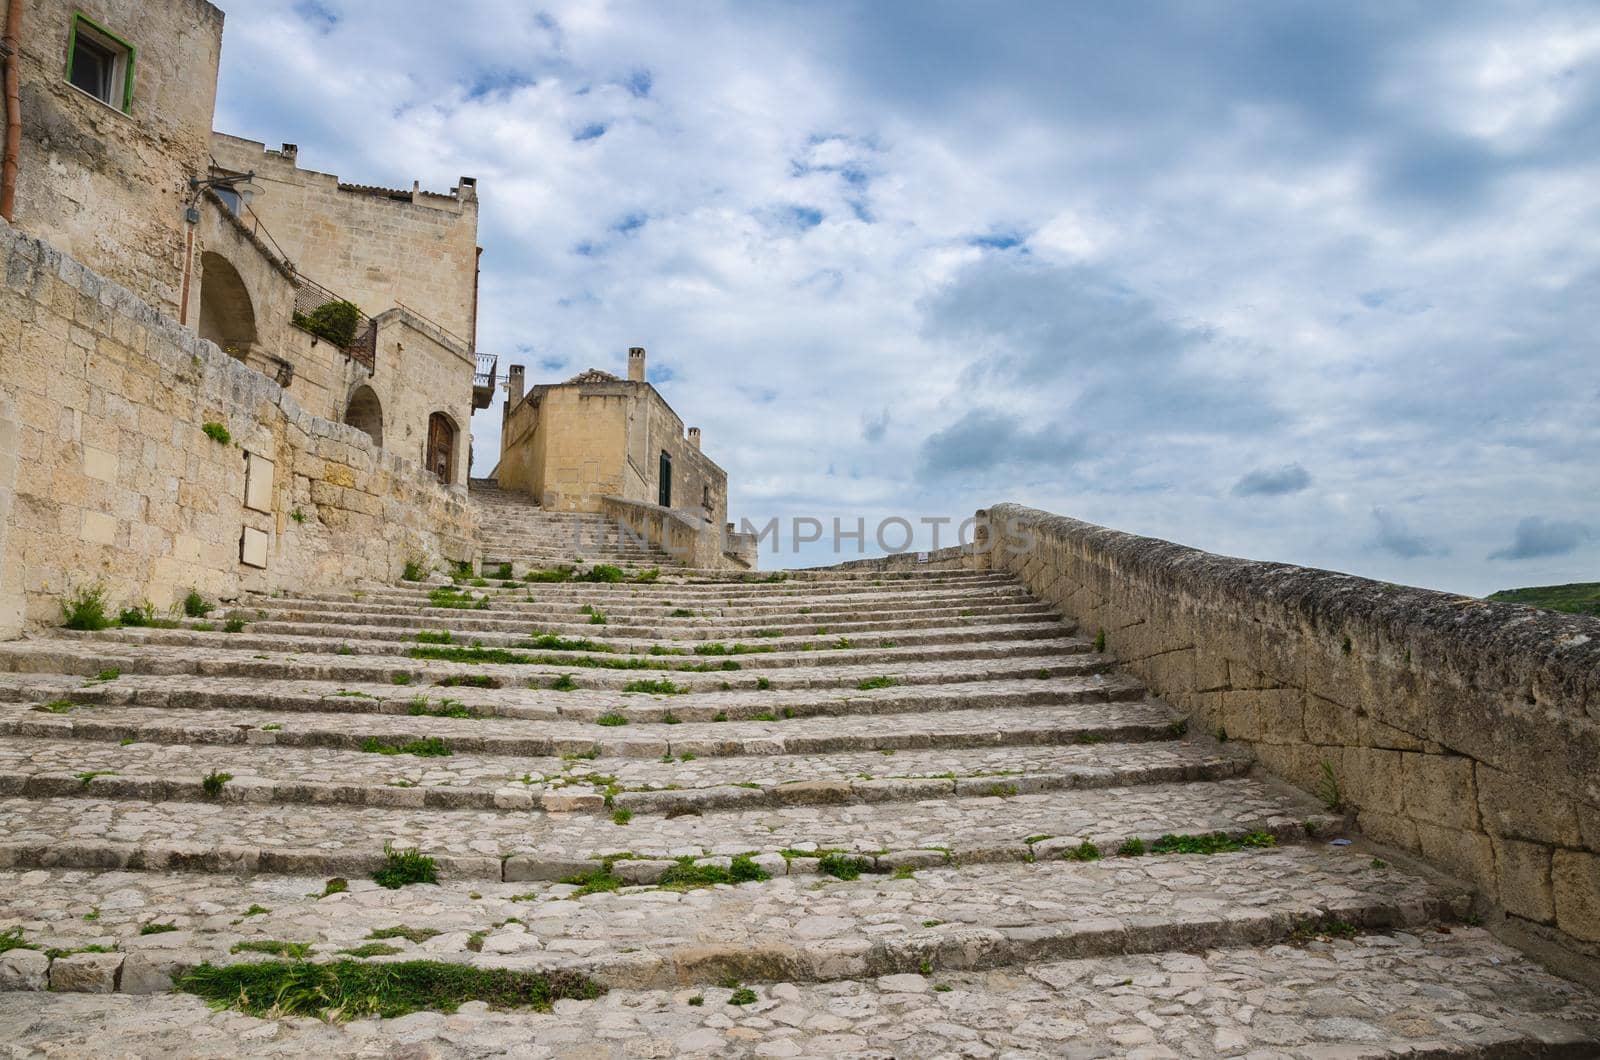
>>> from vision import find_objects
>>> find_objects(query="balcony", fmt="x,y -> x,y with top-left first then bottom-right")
291,276 -> 377,371
472,352 -> 498,410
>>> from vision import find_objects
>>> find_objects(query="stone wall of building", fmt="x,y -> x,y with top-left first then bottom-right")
0,222 -> 476,640
982,502 -> 1600,977
11,0 -> 224,318
366,310 -> 474,487
208,134 -> 479,345
498,360 -> 729,532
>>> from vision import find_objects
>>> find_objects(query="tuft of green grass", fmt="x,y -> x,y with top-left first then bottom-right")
200,421 -> 231,445
551,674 -> 579,691
728,987 -> 758,1006
0,928 -> 39,954
494,563 -> 513,580
182,589 -> 212,618
360,737 -> 452,757
657,854 -> 771,890
61,583 -> 113,631
669,608 -> 694,618
611,808 -> 633,825
368,925 -> 438,943
524,566 -> 574,583
242,905 -> 270,917
1062,840 -> 1101,862
1318,759 -> 1344,812
392,672 -> 413,685
415,630 -> 454,645
223,615 -> 247,634
856,676 -> 897,691
231,939 -> 312,959
339,943 -> 403,958
202,771 -> 232,798
374,843 -> 438,889
140,921 -> 180,935
35,699 -> 76,714
1150,831 -> 1276,855
76,771 -> 115,786
427,588 -> 489,611
557,870 -> 624,898
1116,837 -> 1146,857
408,697 -> 474,720
319,878 -> 348,898
402,558 -> 428,582
174,958 -> 604,1020
817,852 -> 873,880
595,710 -> 629,726
622,678 -> 684,695
1093,628 -> 1106,653
578,564 -> 624,584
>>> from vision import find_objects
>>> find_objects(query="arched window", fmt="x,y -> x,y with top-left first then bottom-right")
427,412 -> 457,484
343,385 -> 383,447
197,252 -> 256,358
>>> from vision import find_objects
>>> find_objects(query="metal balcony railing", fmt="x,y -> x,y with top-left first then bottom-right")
292,275 -> 377,371
474,351 -> 498,391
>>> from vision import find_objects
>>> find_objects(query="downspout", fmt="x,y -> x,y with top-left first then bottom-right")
0,0 -> 23,222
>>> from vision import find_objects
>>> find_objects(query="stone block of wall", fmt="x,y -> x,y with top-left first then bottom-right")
0,222 -> 476,633
984,502 -> 1600,979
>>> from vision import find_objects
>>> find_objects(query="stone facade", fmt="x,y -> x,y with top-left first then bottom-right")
202,135 -> 481,488
9,0 -> 224,318
0,221 -> 476,640
497,350 -> 728,525
980,502 -> 1600,980
207,134 -> 480,344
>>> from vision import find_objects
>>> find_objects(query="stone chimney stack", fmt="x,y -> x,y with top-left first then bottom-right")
628,347 -> 646,382
507,364 -> 525,406
687,427 -> 701,450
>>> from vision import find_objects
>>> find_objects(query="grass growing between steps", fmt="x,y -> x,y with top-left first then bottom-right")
360,737 -> 452,757
408,645 -> 741,671
175,959 -> 605,1020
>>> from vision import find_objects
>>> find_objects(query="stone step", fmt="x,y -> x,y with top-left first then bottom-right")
0,667 -> 1142,724
205,617 -> 1074,655
0,734 -> 1250,813
0,637 -> 1110,690
0,695 -> 1180,759
0,843 -> 1470,996
0,776 -> 1336,882
5,925 -> 1596,1053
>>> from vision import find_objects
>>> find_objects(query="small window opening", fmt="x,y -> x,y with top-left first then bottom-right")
67,17 -> 135,112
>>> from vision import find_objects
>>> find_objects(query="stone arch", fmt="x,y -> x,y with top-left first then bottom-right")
343,385 -> 383,448
426,411 -> 458,484
197,252 -> 257,358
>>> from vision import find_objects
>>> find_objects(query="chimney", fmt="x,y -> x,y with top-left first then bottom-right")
507,364 -> 525,407
627,347 -> 646,382
687,426 -> 701,450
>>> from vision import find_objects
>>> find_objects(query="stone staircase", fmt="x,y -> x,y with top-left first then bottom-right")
0,557 -> 1596,1053
470,478 -> 683,572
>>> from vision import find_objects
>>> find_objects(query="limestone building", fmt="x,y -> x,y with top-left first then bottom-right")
5,0 -> 491,491
496,348 -> 753,566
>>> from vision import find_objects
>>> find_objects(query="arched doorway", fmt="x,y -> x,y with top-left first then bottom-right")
343,385 -> 383,447
426,412 -> 457,484
197,252 -> 256,359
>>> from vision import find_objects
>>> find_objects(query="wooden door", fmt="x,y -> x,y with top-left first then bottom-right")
427,413 -> 455,484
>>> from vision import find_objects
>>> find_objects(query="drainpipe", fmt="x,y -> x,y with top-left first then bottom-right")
0,0 -> 23,222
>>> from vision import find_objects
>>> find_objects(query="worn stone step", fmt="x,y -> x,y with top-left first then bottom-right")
0,668 -> 1143,724
0,842 -> 1469,996
0,776 -> 1336,883
0,637 -> 1109,690
193,618 -> 1076,657
0,734 -> 1251,813
0,696 -> 1181,759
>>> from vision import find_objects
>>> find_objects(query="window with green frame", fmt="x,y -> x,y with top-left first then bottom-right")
66,14 -> 136,113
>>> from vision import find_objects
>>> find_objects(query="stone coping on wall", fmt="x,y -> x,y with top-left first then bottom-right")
984,502 -> 1600,981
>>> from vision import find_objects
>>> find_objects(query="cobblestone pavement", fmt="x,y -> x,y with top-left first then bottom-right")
3,929 -> 1597,1058
0,495 -> 1596,1056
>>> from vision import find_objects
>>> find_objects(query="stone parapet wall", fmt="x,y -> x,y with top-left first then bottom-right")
0,223 -> 476,639
601,496 -> 732,570
983,502 -> 1600,978
819,545 -> 972,572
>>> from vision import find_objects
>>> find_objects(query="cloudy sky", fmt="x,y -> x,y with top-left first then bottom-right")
215,1 -> 1599,593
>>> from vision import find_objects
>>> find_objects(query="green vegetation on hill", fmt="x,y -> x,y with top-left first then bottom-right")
1486,582 -> 1600,617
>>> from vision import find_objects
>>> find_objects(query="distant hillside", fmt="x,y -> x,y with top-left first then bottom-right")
1486,582 -> 1600,616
